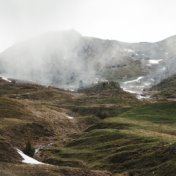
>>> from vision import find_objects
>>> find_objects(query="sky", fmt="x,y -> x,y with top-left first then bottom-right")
0,0 -> 176,51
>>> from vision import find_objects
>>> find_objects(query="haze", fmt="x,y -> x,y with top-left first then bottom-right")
0,0 -> 176,52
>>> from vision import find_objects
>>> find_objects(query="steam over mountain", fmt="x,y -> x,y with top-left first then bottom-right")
0,30 -> 176,90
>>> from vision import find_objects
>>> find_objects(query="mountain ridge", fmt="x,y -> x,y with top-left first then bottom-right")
1,30 -> 176,93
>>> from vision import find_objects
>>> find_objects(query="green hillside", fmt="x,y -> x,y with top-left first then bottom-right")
150,75 -> 176,99
41,102 -> 176,176
1,78 -> 176,176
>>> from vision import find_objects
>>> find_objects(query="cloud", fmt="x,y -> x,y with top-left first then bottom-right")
1,0 -> 176,51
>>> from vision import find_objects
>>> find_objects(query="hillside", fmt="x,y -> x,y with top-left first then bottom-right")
1,76 -> 176,175
1,31 -> 176,92
2,31 -> 176,175
149,74 -> 176,99
0,77 -> 138,176
40,102 -> 176,176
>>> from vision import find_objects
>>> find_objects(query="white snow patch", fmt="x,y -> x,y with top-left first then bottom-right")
122,88 -> 150,100
66,115 -> 74,120
122,88 -> 137,94
17,148 -> 45,165
123,76 -> 143,84
148,59 -> 162,64
121,76 -> 152,100
1,76 -> 12,83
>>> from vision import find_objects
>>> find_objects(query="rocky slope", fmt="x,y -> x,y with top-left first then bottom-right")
1,30 -> 176,91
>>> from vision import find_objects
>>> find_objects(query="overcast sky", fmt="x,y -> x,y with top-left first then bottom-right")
0,0 -> 176,51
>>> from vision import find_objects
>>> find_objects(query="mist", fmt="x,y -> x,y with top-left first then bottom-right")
1,0 -> 176,52
1,0 -> 176,91
1,29 -> 176,91
0,30 -> 134,89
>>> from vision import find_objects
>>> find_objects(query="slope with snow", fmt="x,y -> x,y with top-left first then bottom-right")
0,76 -> 11,82
16,149 -> 45,165
0,30 -> 176,91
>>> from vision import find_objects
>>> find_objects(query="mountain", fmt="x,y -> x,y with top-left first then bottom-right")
2,31 -> 176,175
1,30 -> 176,91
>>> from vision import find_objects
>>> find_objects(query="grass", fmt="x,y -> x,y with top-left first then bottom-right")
0,97 -> 33,131
41,101 -> 176,175
0,118 -> 30,129
61,85 -> 139,119
0,82 -> 82,151
2,80 -> 176,175
0,163 -> 111,176
150,74 -> 176,99
0,97 -> 30,119
120,102 -> 176,123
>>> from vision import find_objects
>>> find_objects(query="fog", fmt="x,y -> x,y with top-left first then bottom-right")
0,30 -> 130,89
1,0 -> 176,52
1,0 -> 176,90
1,29 -> 176,91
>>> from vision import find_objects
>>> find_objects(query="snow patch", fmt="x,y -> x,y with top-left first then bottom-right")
16,148 -> 45,165
122,88 -> 137,94
121,76 -> 151,100
123,76 -> 143,84
148,59 -> 162,64
122,87 -> 150,100
66,115 -> 74,120
1,76 -> 12,83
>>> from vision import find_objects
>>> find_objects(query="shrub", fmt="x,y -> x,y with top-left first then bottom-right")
23,140 -> 35,157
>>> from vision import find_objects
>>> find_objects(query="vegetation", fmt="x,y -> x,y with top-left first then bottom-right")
149,74 -> 176,99
42,102 -> 176,176
1,79 -> 176,175
23,140 -> 35,157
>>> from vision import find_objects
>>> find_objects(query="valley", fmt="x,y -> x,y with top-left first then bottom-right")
1,74 -> 176,176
